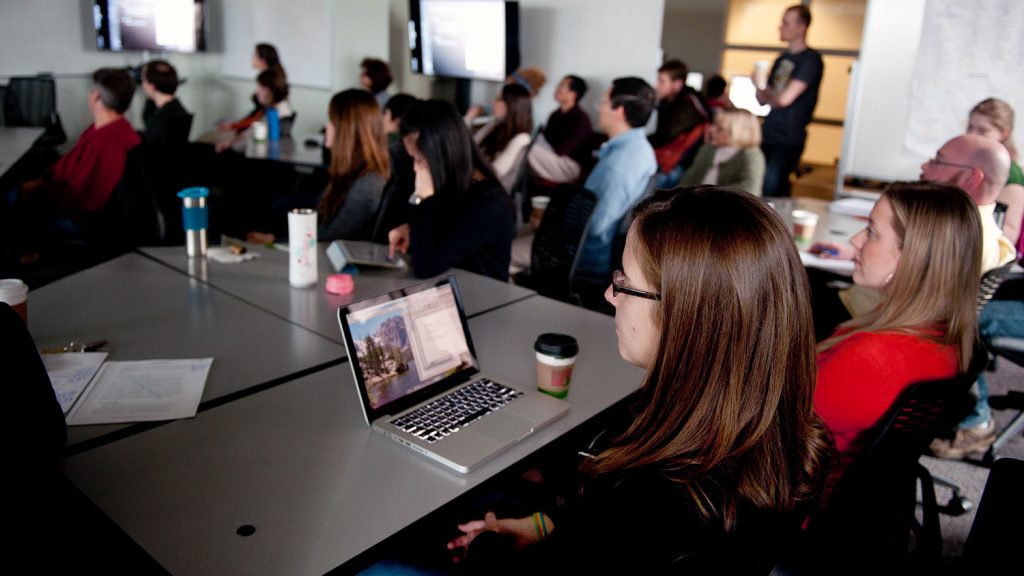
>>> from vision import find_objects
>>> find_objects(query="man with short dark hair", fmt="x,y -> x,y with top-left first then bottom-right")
756,4 -> 823,197
359,57 -> 393,108
20,67 -> 140,212
577,77 -> 657,276
140,60 -> 191,150
527,74 -> 593,184
649,59 -> 707,149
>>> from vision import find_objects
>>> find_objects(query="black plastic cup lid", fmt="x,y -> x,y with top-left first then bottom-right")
534,333 -> 578,357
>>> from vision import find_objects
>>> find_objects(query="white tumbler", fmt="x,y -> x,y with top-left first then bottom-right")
288,209 -> 318,288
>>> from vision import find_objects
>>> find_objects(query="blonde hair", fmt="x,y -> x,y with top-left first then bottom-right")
971,98 -> 1017,161
818,182 -> 981,370
715,108 -> 762,149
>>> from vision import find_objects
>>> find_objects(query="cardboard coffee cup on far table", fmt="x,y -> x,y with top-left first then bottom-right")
791,210 -> 819,246
0,278 -> 29,323
534,333 -> 579,398
753,60 -> 770,89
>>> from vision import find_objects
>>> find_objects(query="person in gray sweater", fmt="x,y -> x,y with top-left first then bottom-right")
248,89 -> 390,244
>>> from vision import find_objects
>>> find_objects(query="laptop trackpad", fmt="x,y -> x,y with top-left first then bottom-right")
474,411 -> 534,442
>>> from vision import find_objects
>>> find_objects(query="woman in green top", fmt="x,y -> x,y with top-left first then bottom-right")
967,98 -> 1024,249
681,108 -> 766,196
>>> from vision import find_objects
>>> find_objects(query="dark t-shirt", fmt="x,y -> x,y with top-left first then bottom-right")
761,48 -> 824,147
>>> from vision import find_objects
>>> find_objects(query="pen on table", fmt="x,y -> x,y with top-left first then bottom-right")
41,339 -> 108,354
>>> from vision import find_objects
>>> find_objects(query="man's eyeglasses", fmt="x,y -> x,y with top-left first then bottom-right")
611,270 -> 661,301
927,157 -> 977,172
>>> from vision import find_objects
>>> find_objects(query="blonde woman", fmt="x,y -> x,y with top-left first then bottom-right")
680,109 -> 766,196
966,98 -> 1024,248
815,182 -> 981,457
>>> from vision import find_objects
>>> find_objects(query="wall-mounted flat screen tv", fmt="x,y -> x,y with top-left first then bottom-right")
408,0 -> 520,82
93,0 -> 208,53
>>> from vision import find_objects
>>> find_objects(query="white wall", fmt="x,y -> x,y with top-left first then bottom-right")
661,0 -> 727,79
0,0 -> 388,146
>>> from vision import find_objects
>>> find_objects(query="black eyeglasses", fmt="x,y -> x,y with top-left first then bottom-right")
611,270 -> 661,301
927,157 -> 977,172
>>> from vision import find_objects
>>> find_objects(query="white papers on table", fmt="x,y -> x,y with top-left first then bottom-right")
799,251 -> 856,275
829,197 -> 876,218
42,352 -> 109,414
207,246 -> 262,264
66,358 -> 213,426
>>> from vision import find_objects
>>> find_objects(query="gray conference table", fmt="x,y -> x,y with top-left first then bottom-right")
771,196 -> 866,275
140,243 -> 536,344
243,133 -> 327,167
29,253 -> 346,448
0,126 -> 44,178
63,295 -> 644,576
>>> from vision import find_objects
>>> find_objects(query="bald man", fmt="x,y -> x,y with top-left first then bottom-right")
920,134 -> 1016,272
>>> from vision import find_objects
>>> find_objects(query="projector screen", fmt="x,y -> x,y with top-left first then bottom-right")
409,0 -> 519,82
93,0 -> 207,53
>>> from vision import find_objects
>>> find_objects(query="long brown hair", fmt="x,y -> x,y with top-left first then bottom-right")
971,98 -> 1017,161
818,182 -> 981,370
318,89 -> 390,224
479,83 -> 532,160
585,186 -> 830,530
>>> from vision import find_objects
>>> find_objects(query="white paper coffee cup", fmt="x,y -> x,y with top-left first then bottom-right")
252,121 -> 268,142
0,278 -> 28,323
791,210 -> 819,244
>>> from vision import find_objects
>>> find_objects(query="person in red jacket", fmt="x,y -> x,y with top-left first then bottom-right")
20,68 -> 140,213
814,182 -> 981,457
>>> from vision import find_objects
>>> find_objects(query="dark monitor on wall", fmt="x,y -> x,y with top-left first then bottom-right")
408,0 -> 520,82
93,0 -> 208,53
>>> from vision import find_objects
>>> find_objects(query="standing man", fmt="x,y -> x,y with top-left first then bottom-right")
577,77 -> 657,277
756,4 -> 823,197
527,74 -> 593,184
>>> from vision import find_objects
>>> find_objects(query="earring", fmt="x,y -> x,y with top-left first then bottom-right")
884,272 -> 894,285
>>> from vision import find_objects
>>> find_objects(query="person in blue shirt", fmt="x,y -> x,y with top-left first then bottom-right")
577,77 -> 657,276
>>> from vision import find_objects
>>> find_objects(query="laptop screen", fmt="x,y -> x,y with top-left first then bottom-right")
340,278 -> 479,417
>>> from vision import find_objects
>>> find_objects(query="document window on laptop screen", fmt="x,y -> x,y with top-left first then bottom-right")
346,284 -> 477,409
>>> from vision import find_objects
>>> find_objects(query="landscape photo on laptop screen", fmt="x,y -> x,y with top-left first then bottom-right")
347,284 -> 477,409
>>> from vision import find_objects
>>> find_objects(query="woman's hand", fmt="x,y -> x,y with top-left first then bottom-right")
216,120 -> 232,132
413,159 -> 435,200
809,241 -> 855,260
388,224 -> 411,260
464,105 -> 486,123
246,231 -> 275,245
445,512 -> 553,563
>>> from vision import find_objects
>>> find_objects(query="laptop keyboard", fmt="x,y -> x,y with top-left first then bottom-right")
390,378 -> 524,443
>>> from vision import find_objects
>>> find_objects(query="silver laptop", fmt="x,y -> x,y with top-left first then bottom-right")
337,276 -> 570,473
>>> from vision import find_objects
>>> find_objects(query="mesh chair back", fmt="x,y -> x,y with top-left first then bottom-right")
808,344 -> 987,574
0,84 -> 6,125
4,75 -> 57,127
279,112 -> 297,138
530,185 -> 598,301
978,262 -> 1014,314
3,75 -> 66,146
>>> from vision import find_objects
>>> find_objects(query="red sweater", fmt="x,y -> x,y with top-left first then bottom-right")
48,117 -> 140,212
814,331 -> 959,454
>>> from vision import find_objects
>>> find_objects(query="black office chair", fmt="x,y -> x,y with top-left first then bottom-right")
958,457 -> 1024,574
279,112 -> 297,138
981,273 -> 1024,463
90,144 -> 165,256
804,344 -> 988,575
2,74 -> 67,147
515,185 -> 597,303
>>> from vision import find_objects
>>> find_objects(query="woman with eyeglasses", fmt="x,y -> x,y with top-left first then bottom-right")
814,182 -> 980,461
445,185 -> 830,573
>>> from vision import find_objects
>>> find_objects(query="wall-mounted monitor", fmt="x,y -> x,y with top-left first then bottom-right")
93,0 -> 208,53
408,0 -> 520,82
